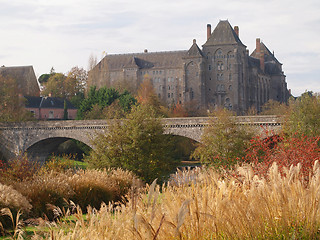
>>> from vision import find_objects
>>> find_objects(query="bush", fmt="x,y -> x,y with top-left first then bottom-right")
14,171 -> 74,220
192,109 -> 253,168
0,155 -> 40,184
68,169 -> 140,210
12,168 -> 140,219
244,131 -> 320,182
0,183 -> 31,232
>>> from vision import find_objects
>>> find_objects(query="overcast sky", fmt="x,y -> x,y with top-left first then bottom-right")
0,0 -> 319,96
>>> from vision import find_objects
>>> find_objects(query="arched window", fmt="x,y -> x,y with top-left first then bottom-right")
215,49 -> 223,59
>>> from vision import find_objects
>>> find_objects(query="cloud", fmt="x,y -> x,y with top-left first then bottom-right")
0,0 -> 319,96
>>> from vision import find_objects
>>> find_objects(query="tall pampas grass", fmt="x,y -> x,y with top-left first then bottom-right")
40,162 -> 320,239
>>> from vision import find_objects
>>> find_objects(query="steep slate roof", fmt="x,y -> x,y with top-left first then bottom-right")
251,42 -> 283,74
102,51 -> 188,71
186,41 -> 204,57
25,96 -> 77,109
0,66 -> 40,96
251,42 -> 281,64
248,56 -> 260,69
204,20 -> 245,46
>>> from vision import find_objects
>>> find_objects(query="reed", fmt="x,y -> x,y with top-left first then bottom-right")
39,162 -> 320,239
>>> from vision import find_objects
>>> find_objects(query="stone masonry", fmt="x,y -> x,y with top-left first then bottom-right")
88,20 -> 290,114
0,116 -> 282,161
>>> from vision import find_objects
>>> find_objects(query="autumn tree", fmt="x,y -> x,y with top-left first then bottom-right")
191,108 -> 253,168
41,66 -> 87,101
0,75 -> 33,122
284,92 -> 320,138
137,75 -> 161,108
260,99 -> 289,115
87,104 -> 179,183
169,102 -> 188,117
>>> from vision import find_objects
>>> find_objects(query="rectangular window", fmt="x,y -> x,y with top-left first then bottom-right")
168,93 -> 170,98
209,65 -> 211,71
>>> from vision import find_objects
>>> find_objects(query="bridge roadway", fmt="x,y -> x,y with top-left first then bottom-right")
0,115 -> 282,161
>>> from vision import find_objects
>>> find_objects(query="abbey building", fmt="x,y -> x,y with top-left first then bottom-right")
88,20 -> 290,114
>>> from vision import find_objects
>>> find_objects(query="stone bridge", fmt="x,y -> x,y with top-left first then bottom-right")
0,116 -> 282,161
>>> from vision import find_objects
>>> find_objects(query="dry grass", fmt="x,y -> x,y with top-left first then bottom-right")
68,168 -> 141,210
0,183 -> 31,212
3,168 -> 140,221
36,162 -> 320,239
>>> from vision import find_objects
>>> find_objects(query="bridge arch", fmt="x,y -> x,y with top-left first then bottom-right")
26,137 -> 92,162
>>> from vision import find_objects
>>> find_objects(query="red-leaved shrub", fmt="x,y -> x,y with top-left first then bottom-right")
244,130 -> 320,182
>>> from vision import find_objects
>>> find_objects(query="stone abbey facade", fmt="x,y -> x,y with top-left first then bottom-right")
88,20 -> 290,114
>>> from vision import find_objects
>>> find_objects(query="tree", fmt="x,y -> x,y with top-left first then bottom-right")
77,86 -> 136,120
87,104 -> 180,183
170,102 -> 188,117
38,67 -> 55,85
88,53 -> 98,71
63,100 -> 68,120
0,75 -> 33,122
41,73 -> 66,98
260,99 -> 289,115
284,92 -> 320,138
191,108 -> 253,168
41,67 -> 87,100
137,75 -> 160,108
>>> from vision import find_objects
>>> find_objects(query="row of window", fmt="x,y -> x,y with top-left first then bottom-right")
141,69 -> 176,76
153,77 -> 179,83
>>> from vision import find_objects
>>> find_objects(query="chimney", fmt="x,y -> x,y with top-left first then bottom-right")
193,39 -> 196,44
260,50 -> 265,72
207,24 -> 211,41
256,38 -> 261,55
234,26 -> 239,36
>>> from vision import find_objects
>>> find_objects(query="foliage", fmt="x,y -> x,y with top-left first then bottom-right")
69,91 -> 85,109
284,92 -> 320,137
35,163 -> 320,239
38,73 -> 52,84
0,75 -> 34,122
87,104 -> 180,183
244,131 -> 320,181
68,169 -> 141,210
77,86 -> 136,120
136,75 -> 162,114
0,155 -> 41,184
15,171 -> 74,220
166,102 -> 188,117
63,100 -> 68,120
41,67 -> 87,100
191,108 -> 253,168
259,99 -> 289,115
7,160 -> 139,220
0,183 -> 32,212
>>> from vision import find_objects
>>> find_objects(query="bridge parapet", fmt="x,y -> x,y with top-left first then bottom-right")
0,116 -> 283,161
